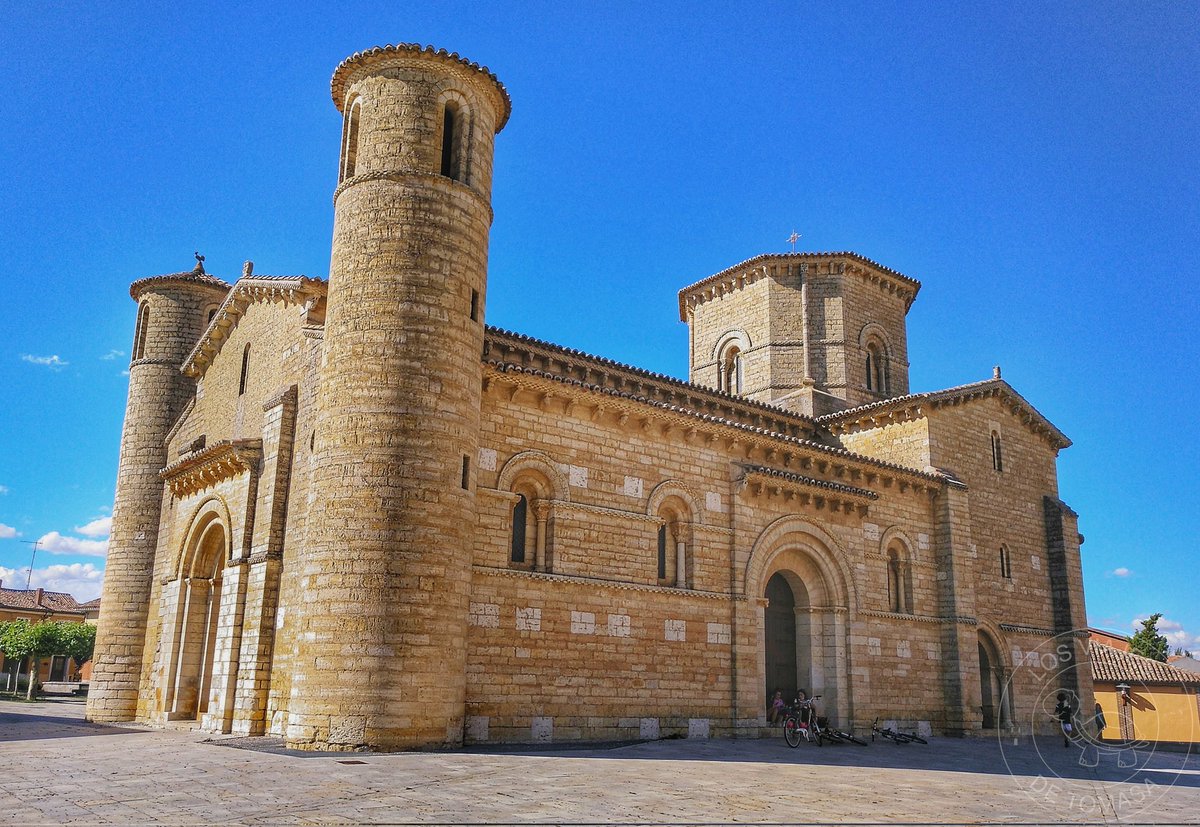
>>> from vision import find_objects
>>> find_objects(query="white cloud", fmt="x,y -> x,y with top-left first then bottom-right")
75,516 -> 112,538
0,523 -> 19,539
1112,567 -> 1131,577
37,531 -> 108,557
0,563 -> 104,602
100,349 -> 125,361
21,354 -> 69,370
0,484 -> 8,495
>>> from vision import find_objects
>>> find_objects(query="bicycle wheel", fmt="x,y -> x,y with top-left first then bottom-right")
783,716 -> 803,748
845,733 -> 868,746
906,734 -> 928,744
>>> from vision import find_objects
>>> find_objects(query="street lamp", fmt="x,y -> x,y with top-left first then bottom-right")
1116,682 -> 1131,703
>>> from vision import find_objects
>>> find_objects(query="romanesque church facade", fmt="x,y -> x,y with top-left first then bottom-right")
86,44 -> 1092,751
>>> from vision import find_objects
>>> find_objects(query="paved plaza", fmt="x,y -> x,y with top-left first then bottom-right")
3,699 -> 1198,824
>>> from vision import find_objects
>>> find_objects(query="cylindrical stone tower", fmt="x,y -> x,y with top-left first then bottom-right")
286,45 -> 510,751
87,263 -> 229,722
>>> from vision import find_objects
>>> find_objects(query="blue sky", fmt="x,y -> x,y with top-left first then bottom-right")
1,2 -> 1196,648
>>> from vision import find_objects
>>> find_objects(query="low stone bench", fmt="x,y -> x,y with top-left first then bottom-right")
40,682 -> 83,696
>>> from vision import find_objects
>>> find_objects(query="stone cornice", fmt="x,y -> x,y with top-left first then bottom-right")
474,564 -> 731,601
182,276 -> 327,378
331,43 -> 511,130
160,439 -> 262,498
677,252 -> 921,321
483,362 -> 947,492
485,326 -> 821,435
999,622 -> 1057,637
858,609 -> 944,624
820,378 -> 1072,451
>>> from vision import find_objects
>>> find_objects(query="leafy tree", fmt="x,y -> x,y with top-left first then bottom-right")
0,620 -> 92,698
1130,613 -> 1169,662
0,619 -> 36,697
58,622 -> 96,671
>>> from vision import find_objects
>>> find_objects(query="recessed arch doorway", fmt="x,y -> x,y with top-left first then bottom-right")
165,508 -> 228,721
750,518 -> 854,726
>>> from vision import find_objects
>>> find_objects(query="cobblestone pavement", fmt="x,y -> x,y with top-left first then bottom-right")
4,699 -> 1198,824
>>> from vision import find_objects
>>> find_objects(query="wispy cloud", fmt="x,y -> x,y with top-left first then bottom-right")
0,485 -> 8,495
37,530 -> 108,557
0,563 -> 104,601
1112,567 -> 1131,577
21,354 -> 69,370
100,349 -> 125,361
0,523 -> 19,539
75,516 -> 113,538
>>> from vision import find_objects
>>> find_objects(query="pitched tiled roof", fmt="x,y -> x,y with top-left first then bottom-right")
0,587 -> 87,615
1089,641 -> 1200,686
331,44 -> 511,130
678,252 -> 921,320
129,269 -> 231,300
818,378 -> 1072,450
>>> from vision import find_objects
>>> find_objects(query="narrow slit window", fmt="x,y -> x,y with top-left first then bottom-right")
470,289 -> 479,322
461,455 -> 470,490
132,302 -> 150,360
441,103 -> 458,179
657,524 -> 667,580
1000,546 -> 1012,579
341,99 -> 362,182
511,494 -> 528,563
991,431 -> 1004,472
238,344 -> 250,396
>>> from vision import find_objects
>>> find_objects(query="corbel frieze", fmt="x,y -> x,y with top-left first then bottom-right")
161,439 -> 263,498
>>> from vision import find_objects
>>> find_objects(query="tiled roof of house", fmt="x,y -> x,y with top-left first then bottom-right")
0,587 -> 88,615
1090,641 -> 1200,686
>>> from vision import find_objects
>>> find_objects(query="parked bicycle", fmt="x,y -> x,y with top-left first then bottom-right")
783,696 -> 824,747
871,717 -> 928,744
823,723 -> 868,746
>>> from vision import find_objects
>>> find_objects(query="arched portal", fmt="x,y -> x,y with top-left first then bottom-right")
166,514 -> 227,721
977,631 -> 1011,729
747,518 -> 855,726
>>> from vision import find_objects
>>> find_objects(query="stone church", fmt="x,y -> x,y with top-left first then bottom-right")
86,44 -> 1092,751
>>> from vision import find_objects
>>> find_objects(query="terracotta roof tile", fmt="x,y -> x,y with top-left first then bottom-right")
818,378 -> 1072,450
1089,641 -> 1200,685
0,587 -> 87,615
331,44 -> 511,130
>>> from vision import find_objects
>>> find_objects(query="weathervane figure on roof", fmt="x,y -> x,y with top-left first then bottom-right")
193,251 -> 206,274
787,231 -> 801,252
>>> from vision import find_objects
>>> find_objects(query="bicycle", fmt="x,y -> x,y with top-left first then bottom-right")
823,723 -> 868,746
783,697 -> 824,747
871,717 -> 927,744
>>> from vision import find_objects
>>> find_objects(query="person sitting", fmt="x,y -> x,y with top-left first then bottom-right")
768,689 -> 786,725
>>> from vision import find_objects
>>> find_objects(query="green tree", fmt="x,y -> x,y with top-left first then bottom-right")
0,619 -> 36,697
59,622 -> 96,674
1130,613 -> 1170,662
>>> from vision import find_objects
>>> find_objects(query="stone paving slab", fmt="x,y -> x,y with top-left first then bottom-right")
2,699 -> 1198,824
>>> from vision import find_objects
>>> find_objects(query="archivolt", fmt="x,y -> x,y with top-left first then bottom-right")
174,495 -> 232,580
646,479 -> 702,524
496,450 -> 570,502
744,515 -> 856,610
